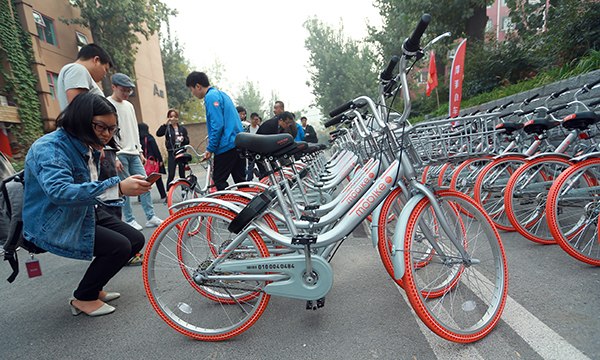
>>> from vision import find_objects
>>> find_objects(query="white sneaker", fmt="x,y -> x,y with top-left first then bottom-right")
125,220 -> 143,231
145,216 -> 163,228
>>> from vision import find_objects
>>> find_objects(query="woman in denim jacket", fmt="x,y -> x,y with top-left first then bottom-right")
23,93 -> 153,317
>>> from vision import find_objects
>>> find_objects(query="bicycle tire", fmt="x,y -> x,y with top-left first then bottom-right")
167,180 -> 200,215
143,205 -> 271,341
473,155 -> 526,231
505,156 -> 572,244
546,158 -> 600,265
402,190 -> 508,343
449,157 -> 492,197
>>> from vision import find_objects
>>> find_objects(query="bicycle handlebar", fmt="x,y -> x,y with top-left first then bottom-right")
549,87 -> 570,99
522,93 -> 539,106
403,14 -> 431,54
324,114 -> 346,127
380,55 -> 400,81
329,101 -> 354,117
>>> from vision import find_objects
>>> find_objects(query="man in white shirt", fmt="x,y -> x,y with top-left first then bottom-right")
107,73 -> 162,230
56,44 -> 111,110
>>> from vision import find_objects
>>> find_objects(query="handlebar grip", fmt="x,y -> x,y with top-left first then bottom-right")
328,101 -> 354,117
498,100 -> 514,110
523,93 -> 539,105
404,14 -> 431,53
550,87 -> 570,99
548,103 -> 569,114
380,55 -> 400,81
583,78 -> 600,91
588,98 -> 600,107
324,114 -> 346,128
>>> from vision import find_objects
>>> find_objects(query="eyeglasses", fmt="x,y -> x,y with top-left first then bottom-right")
92,121 -> 119,134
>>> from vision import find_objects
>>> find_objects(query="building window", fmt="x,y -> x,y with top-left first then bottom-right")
501,16 -> 515,31
33,11 -> 57,46
76,32 -> 88,51
47,71 -> 59,100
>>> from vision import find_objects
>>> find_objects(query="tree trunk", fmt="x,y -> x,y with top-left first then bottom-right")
465,4 -> 488,42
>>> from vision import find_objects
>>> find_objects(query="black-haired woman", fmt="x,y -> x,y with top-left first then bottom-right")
138,122 -> 167,199
156,109 -> 189,189
23,93 -> 152,317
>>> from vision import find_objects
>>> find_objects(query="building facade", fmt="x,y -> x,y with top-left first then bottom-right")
0,0 -> 168,157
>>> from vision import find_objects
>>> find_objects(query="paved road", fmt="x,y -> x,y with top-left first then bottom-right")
1,185 -> 599,360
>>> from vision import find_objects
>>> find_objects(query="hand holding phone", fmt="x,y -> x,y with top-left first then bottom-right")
145,172 -> 162,184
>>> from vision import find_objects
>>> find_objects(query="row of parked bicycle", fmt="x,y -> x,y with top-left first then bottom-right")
144,15 -> 510,344
418,80 -> 600,266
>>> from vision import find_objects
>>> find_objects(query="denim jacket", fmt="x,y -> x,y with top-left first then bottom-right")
23,128 -> 120,260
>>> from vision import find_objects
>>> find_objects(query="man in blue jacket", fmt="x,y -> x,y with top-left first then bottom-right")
186,71 -> 245,190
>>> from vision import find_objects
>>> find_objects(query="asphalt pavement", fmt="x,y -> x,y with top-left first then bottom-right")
1,179 -> 599,360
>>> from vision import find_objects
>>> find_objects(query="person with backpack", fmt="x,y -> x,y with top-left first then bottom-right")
22,93 -> 152,317
139,122 -> 167,200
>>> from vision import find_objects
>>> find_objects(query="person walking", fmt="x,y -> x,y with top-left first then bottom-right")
156,109 -> 189,189
23,93 -> 150,317
301,116 -> 318,143
186,71 -> 245,190
139,123 -> 167,200
107,73 -> 163,231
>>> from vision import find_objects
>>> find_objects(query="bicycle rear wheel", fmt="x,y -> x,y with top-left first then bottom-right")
546,158 -> 600,265
143,205 -> 271,341
402,190 -> 508,343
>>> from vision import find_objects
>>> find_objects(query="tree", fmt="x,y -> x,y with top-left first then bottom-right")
234,80 -> 266,119
304,18 -> 378,119
160,34 -> 192,110
66,0 -> 175,91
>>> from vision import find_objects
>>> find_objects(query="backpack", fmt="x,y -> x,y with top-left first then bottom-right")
1,154 -> 46,283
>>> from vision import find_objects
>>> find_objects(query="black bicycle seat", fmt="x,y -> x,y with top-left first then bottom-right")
235,133 -> 295,155
523,118 -> 560,134
561,111 -> 600,131
495,122 -> 524,135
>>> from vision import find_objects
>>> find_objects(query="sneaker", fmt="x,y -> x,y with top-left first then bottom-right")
145,216 -> 163,228
125,220 -> 143,231
126,253 -> 143,266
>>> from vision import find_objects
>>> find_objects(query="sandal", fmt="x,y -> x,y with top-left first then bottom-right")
126,253 -> 143,266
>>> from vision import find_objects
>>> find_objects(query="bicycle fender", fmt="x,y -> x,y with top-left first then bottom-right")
493,152 -> 526,160
391,194 -> 426,281
370,202 -> 384,248
525,152 -> 572,161
569,151 -> 600,162
168,197 -> 244,214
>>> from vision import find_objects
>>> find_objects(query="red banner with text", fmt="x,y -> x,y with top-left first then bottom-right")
449,39 -> 467,118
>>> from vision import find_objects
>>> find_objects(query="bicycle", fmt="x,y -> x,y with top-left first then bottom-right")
143,14 -> 508,343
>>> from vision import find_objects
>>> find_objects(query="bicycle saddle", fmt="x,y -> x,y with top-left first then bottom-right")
561,111 -> 600,131
495,122 -> 523,135
235,132 -> 295,155
523,118 -> 560,135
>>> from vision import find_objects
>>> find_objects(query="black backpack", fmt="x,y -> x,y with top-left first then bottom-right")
1,167 -> 46,283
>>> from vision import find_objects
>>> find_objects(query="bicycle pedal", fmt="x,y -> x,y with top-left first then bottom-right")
316,297 -> 325,308
305,300 -> 318,310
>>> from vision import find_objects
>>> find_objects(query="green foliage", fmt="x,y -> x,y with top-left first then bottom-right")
235,81 -> 266,120
160,35 -> 192,110
0,0 -> 43,151
66,0 -> 175,83
304,18 -> 379,119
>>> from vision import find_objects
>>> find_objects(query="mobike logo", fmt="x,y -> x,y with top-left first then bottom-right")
354,175 -> 394,217
277,138 -> 290,146
342,169 -> 376,205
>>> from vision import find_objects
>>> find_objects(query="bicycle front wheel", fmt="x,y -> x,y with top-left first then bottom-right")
143,205 -> 271,341
402,190 -> 508,343
546,158 -> 600,266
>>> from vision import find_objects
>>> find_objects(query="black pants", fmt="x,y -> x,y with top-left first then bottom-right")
73,207 -> 145,301
166,150 -> 186,189
155,178 -> 167,199
213,148 -> 245,190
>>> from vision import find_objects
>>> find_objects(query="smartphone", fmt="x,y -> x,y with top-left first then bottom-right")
145,172 -> 162,184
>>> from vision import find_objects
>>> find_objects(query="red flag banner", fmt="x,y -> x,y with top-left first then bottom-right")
426,51 -> 438,97
449,39 -> 467,118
